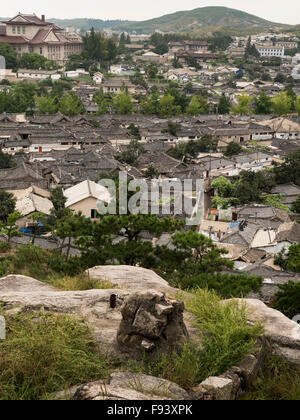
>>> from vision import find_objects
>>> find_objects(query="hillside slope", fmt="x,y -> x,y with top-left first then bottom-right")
116,6 -> 290,34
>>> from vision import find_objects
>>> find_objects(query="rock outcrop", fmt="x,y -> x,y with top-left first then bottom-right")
2,268 -> 300,401
228,299 -> 300,366
117,290 -> 188,360
0,271 -> 190,359
0,274 -> 56,293
70,372 -> 190,401
86,265 -> 174,293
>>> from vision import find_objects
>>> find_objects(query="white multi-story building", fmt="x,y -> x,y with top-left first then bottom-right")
255,44 -> 285,57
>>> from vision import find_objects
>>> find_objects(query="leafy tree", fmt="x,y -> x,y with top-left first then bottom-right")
218,94 -> 231,114
0,82 -> 36,113
232,93 -> 254,115
285,88 -> 297,111
58,92 -> 84,116
28,212 -> 45,245
36,95 -> 58,114
19,53 -> 58,70
224,142 -> 242,157
262,194 -> 290,212
150,33 -> 168,55
211,176 -> 233,197
93,88 -> 109,115
158,94 -> 181,118
116,140 -> 144,165
82,28 -> 117,63
272,92 -> 292,116
145,63 -> 159,79
173,272 -> 262,297
145,165 -> 159,179
186,96 -> 209,116
156,230 -> 233,282
0,211 -> 22,243
245,37 -> 260,59
130,72 -> 148,90
0,43 -> 18,69
119,32 -> 127,53
54,212 -> 90,259
254,91 -> 272,114
272,281 -> 300,319
295,97 -> 300,115
164,82 -> 189,113
140,93 -> 159,115
128,123 -> 141,139
79,214 -> 182,267
209,33 -> 233,52
164,121 -> 181,136
168,135 -> 218,160
0,150 -> 15,169
232,170 -> 275,204
274,150 -> 300,186
291,195 -> 300,213
113,92 -> 133,115
274,73 -> 286,83
0,191 -> 16,223
46,187 -> 70,227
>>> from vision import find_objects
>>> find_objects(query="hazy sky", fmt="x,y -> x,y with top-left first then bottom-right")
2,0 -> 300,24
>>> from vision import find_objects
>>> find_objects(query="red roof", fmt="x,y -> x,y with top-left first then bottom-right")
0,35 -> 28,44
2,13 -> 49,26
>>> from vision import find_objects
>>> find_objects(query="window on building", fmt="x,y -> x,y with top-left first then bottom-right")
40,47 -> 43,54
17,26 -> 21,34
22,27 -> 26,34
12,26 -> 16,34
91,209 -> 99,219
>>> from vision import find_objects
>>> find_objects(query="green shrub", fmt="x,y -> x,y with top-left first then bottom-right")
276,244 -> 300,273
171,273 -> 263,298
131,288 -> 263,388
242,353 -> 300,400
49,274 -> 115,291
47,253 -> 84,277
0,312 -> 111,400
0,258 -> 9,277
0,242 -> 11,253
12,245 -> 52,279
271,281 -> 300,319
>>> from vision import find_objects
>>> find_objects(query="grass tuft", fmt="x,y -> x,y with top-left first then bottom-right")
48,275 -> 115,291
241,353 -> 300,400
0,311 -> 112,400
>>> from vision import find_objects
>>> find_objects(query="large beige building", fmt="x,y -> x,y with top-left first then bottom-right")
0,13 -> 83,65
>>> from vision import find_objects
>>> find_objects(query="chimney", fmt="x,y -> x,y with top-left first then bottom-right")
41,15 -> 45,23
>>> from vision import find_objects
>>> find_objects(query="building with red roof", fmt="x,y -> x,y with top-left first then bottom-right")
0,13 -> 82,64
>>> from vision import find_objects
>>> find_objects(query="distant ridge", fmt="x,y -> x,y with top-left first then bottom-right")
115,6 -> 294,34
1,7 -> 299,35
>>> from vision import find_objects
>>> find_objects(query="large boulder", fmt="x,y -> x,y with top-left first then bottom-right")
0,267 -> 198,359
0,274 -> 56,293
229,299 -> 300,365
117,290 -> 188,360
86,265 -> 173,293
70,372 -> 191,401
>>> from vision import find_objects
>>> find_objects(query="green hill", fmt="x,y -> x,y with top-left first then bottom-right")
49,18 -> 130,32
115,6 -> 292,34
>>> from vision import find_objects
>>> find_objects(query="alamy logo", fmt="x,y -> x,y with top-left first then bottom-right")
0,316 -> 5,340
96,172 -> 205,226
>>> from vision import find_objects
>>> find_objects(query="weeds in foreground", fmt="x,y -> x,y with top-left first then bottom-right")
0,312 -> 113,400
241,354 -> 300,400
129,288 -> 263,389
48,275 -> 115,291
